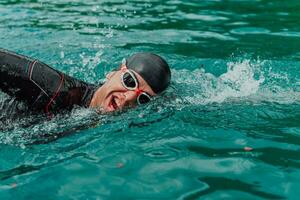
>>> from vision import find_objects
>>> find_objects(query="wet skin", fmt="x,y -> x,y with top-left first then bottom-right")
89,63 -> 156,112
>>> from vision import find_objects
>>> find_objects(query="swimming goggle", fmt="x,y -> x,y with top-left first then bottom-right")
120,58 -> 151,105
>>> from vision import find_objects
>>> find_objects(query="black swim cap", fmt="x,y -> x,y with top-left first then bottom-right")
126,53 -> 171,94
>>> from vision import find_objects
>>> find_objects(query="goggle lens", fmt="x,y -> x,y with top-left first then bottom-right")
137,93 -> 151,105
123,71 -> 137,89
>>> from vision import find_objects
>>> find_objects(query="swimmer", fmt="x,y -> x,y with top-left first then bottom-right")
0,49 -> 171,115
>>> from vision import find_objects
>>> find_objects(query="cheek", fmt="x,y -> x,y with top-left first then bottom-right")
107,76 -> 123,90
124,91 -> 137,105
90,93 -> 102,108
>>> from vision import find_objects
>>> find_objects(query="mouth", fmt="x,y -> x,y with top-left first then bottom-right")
111,97 -> 118,110
107,95 -> 119,111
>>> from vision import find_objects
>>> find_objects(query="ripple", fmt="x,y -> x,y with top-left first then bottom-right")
282,127 -> 300,137
99,154 -> 133,170
271,31 -> 300,38
120,29 -> 237,46
184,13 -> 229,21
230,27 -> 271,35
144,146 -> 181,162
196,176 -> 283,199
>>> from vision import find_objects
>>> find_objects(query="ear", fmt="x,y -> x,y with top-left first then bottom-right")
106,71 -> 117,80
120,63 -> 126,71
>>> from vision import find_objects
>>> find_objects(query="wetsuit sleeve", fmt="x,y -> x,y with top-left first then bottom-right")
0,49 -> 97,113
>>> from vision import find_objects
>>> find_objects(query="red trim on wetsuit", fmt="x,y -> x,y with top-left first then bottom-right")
45,73 -> 65,117
27,60 -> 35,78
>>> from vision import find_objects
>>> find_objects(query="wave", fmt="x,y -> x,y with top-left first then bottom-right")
172,58 -> 300,105
1,56 -> 299,146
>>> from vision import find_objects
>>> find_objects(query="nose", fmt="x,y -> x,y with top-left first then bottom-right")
124,90 -> 138,105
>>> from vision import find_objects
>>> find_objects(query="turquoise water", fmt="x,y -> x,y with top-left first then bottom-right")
1,0 -> 300,199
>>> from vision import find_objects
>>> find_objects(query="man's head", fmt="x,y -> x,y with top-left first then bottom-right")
89,53 -> 171,112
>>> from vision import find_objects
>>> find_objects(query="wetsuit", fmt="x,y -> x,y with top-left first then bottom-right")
0,49 -> 98,115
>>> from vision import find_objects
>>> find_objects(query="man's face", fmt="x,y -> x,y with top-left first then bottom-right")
89,64 -> 156,112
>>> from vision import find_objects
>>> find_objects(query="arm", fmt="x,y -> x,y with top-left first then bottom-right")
0,49 -> 97,113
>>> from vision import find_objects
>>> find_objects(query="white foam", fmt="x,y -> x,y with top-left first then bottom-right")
173,59 -> 299,105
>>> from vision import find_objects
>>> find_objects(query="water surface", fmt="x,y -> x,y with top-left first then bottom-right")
0,0 -> 300,199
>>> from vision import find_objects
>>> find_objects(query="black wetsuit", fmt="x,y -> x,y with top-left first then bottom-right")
0,49 -> 98,115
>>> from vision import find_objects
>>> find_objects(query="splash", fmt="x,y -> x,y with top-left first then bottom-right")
0,106 -> 100,146
173,59 -> 265,105
173,58 -> 299,105
203,59 -> 264,103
